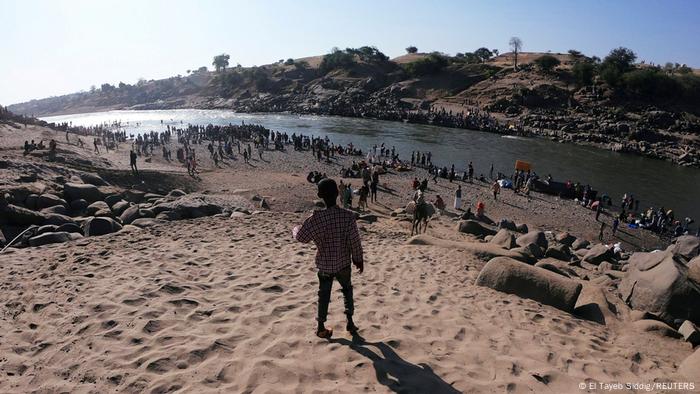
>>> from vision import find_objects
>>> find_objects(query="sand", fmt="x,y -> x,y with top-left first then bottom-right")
0,123 -> 696,393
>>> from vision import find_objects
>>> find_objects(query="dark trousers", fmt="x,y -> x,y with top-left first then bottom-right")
317,267 -> 353,324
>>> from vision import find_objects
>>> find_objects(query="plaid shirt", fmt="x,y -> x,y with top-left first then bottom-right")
295,206 -> 364,274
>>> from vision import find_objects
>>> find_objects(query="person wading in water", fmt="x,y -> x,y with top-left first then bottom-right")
293,178 -> 364,339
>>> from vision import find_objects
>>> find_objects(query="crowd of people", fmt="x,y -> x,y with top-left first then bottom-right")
46,115 -> 696,241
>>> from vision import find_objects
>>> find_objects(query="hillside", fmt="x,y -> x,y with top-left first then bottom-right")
7,48 -> 700,167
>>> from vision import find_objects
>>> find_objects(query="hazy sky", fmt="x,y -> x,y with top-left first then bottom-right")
2,0 -> 699,105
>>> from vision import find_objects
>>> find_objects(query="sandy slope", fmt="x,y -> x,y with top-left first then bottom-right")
0,212 -> 693,393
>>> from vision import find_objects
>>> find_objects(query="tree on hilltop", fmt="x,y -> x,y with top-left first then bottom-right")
474,47 -> 493,63
534,54 -> 561,72
509,37 -> 523,69
406,46 -> 418,54
213,54 -> 230,73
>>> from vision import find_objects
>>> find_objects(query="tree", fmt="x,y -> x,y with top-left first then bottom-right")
118,81 -> 127,89
212,53 -> 230,73
474,47 -> 493,63
90,85 -> 96,93
319,48 -> 355,73
197,66 -> 208,73
406,46 -> 418,54
284,58 -> 295,65
509,37 -> 523,69
101,83 -> 115,92
459,52 -> 481,64
403,53 -> 448,77
492,49 -> 499,57
568,49 -> 584,62
572,61 -> 596,87
602,47 -> 636,73
534,55 -> 560,72
600,47 -> 637,87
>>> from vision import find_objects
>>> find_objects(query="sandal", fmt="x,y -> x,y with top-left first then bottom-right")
316,328 -> 333,339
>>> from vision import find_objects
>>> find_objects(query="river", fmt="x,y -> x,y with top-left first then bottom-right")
41,109 -> 700,222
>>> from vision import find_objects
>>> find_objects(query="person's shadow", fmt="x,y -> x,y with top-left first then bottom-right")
330,334 -> 460,393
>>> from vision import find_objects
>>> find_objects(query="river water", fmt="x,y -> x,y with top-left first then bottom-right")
42,109 -> 700,221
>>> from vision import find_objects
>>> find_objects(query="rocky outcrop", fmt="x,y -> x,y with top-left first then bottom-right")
620,251 -> 700,325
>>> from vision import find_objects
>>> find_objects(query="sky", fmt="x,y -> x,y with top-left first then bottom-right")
1,0 -> 699,105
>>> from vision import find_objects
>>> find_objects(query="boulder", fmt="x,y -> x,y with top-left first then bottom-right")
131,218 -> 166,228
457,220 -> 497,237
512,243 -> 545,260
669,235 -> 700,260
25,194 -> 39,210
41,205 -> 69,215
37,193 -> 67,209
156,210 -> 182,221
153,196 -> 224,219
125,189 -> 146,203
555,232 -> 576,246
534,261 -> 572,278
498,219 -> 517,232
515,223 -> 529,234
29,231 -> 82,247
119,205 -> 141,224
574,283 -> 621,325
63,182 -> 104,203
490,229 -> 517,249
678,320 -> 700,346
104,194 -> 123,207
83,217 -> 122,236
111,201 -> 130,215
144,193 -> 164,201
0,204 -> 47,225
229,211 -> 248,219
475,257 -> 583,313
79,173 -> 109,186
57,222 -> 83,234
168,189 -> 186,197
679,348 -> 700,380
571,238 -> 590,250
86,201 -> 110,216
516,231 -> 548,250
36,224 -> 59,235
620,251 -> 700,325
94,208 -> 115,218
70,198 -> 89,212
631,319 -> 682,339
689,256 -> 700,285
545,244 -> 572,261
44,213 -> 76,226
582,244 -> 615,265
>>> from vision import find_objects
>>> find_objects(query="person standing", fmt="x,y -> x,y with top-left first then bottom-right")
293,179 -> 364,339
130,150 -> 138,176
595,200 -> 603,221
599,222 -> 606,241
491,180 -> 500,200
612,218 -> 620,236
454,185 -> 462,210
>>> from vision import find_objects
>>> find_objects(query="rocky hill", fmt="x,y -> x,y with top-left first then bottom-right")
7,49 -> 700,167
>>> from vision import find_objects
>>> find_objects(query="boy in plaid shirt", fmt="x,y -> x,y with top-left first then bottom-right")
293,178 -> 364,338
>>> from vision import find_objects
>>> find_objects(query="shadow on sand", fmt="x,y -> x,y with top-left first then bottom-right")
330,334 -> 459,393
